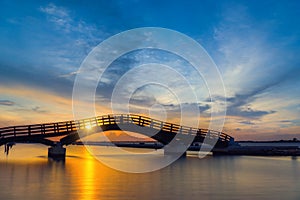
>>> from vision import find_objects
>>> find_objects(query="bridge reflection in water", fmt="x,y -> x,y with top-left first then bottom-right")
0,114 -> 234,158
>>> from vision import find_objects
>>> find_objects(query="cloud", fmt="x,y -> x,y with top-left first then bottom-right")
212,3 -> 297,99
39,3 -> 69,17
39,3 -> 72,32
0,62 -> 74,99
93,49 -> 213,110
226,92 -> 276,119
58,71 -> 79,79
38,3 -> 106,79
239,120 -> 255,125
279,120 -> 292,123
39,3 -> 103,38
0,100 -> 15,106
0,85 -> 113,126
199,104 -> 211,112
32,106 -> 47,113
215,78 -> 285,120
215,7 -> 300,134
130,95 -> 157,107
12,106 -> 49,115
209,88 -> 276,120
0,3 -> 108,101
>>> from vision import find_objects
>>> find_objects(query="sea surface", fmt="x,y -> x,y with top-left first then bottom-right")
0,144 -> 300,200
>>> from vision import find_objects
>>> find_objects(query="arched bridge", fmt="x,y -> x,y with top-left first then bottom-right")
0,114 -> 234,157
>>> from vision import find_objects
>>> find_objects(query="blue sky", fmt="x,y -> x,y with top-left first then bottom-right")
0,0 -> 299,140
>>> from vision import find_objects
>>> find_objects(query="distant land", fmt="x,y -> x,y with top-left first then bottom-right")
237,138 -> 299,143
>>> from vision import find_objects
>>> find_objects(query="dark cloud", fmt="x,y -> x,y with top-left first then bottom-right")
115,92 -> 212,117
129,95 -> 157,107
95,53 -> 145,101
223,82 -> 280,119
0,63 -> 74,98
199,104 -> 211,112
160,102 -> 211,115
206,92 -> 276,119
280,120 -> 292,123
207,64 -> 300,120
32,106 -> 47,113
0,100 -> 15,106
11,106 -> 48,114
239,120 -> 255,125
227,107 -> 275,119
280,119 -> 300,126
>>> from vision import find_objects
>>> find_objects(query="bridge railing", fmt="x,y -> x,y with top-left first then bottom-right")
109,114 -> 233,142
0,121 -> 77,137
0,114 -> 233,143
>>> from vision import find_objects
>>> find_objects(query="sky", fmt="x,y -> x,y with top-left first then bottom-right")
0,0 -> 299,140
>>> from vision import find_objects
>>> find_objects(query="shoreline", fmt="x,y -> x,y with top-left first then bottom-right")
72,141 -> 300,157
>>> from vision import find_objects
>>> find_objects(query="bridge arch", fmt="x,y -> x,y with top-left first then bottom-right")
0,114 -> 234,149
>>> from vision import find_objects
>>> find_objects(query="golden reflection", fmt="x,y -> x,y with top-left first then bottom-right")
70,145 -> 123,200
79,148 -> 96,200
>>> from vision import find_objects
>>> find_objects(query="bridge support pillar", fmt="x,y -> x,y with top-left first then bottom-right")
48,143 -> 66,160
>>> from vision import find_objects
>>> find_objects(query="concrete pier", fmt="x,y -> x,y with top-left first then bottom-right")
48,143 -> 66,159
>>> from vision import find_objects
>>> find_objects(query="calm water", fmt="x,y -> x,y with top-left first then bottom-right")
1,144 -> 300,200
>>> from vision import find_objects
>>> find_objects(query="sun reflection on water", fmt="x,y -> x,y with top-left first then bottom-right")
79,149 -> 96,200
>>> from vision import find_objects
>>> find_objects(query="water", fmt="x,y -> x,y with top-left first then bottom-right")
1,144 -> 300,200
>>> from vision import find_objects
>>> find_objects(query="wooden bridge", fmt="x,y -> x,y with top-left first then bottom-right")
0,114 -> 234,158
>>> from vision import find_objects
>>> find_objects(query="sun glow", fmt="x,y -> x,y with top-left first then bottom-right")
85,123 -> 92,130
85,122 -> 93,130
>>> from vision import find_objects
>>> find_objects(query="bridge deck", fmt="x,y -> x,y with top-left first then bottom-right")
0,114 -> 234,147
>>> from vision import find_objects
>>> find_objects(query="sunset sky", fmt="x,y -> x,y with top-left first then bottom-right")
0,0 -> 299,140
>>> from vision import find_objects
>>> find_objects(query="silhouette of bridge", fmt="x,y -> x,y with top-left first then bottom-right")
0,114 -> 234,158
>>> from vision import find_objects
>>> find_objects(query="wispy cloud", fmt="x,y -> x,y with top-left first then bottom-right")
239,120 -> 255,125
39,3 -> 73,33
213,4 -> 296,97
0,3 -> 107,101
39,3 -> 68,17
38,3 -> 106,77
0,100 -> 15,106
206,4 -> 300,138
225,90 -> 276,119
39,3 -> 104,39
31,106 -> 47,113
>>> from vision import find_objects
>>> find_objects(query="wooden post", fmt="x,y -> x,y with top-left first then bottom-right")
120,115 -> 123,124
66,122 -> 69,132
28,126 -> 31,136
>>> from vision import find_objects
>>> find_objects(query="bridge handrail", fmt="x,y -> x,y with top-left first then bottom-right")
0,114 -> 233,142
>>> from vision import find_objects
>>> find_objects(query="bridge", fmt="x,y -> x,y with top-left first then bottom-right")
0,114 -> 234,158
